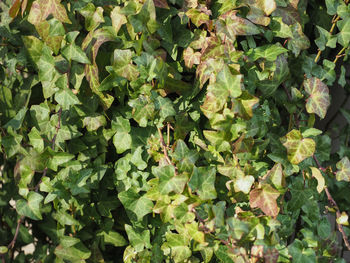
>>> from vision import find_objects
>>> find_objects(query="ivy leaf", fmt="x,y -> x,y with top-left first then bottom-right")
337,18 -> 350,46
22,36 -> 44,63
125,224 -> 151,252
336,157 -> 350,182
161,232 -> 192,262
173,140 -> 199,173
152,165 -> 188,195
16,192 -> 44,220
4,108 -> 27,130
310,167 -> 325,193
79,3 -> 104,31
250,185 -> 280,217
61,43 -> 90,64
303,77 -> 330,119
54,243 -> 91,261
28,127 -> 44,152
28,0 -> 71,25
189,166 -> 217,200
208,65 -> 242,104
336,212 -> 349,226
217,11 -> 260,38
54,88 -> 80,109
118,188 -> 153,221
110,49 -> 139,81
234,174 -> 255,194
281,129 -> 316,165
111,7 -> 127,33
264,163 -> 285,190
247,44 -> 288,61
83,115 -> 107,131
97,231 -> 128,247
112,117 -> 132,154
183,47 -> 201,68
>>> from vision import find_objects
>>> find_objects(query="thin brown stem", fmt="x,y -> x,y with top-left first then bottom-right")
313,155 -> 350,250
324,187 -> 350,250
7,216 -> 25,250
157,127 -> 178,175
4,107 -> 63,259
167,122 -> 170,147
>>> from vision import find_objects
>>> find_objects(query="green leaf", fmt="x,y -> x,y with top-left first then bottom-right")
125,224 -> 150,252
247,44 -> 288,61
153,165 -> 188,195
249,185 -> 280,217
301,128 -> 322,137
304,77 -> 330,119
83,114 -> 107,131
54,88 -> 80,109
16,192 -> 44,220
214,65 -> 242,98
336,157 -> 350,182
60,236 -> 80,248
23,36 -> 44,63
118,188 -> 153,221
281,129 -> 316,165
337,18 -> 350,46
54,210 -> 80,225
61,43 -> 90,64
28,127 -> 44,152
189,166 -> 217,200
98,231 -> 128,247
79,3 -> 104,31
54,243 -> 91,261
4,108 -> 27,130
288,239 -> 316,263
173,140 -> 199,173
113,117 -> 132,154
161,232 -> 191,262
264,163 -> 285,190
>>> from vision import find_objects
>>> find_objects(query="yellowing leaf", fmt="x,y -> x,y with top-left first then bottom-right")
250,185 -> 280,217
336,157 -> 350,182
183,47 -> 201,68
337,212 -> 349,226
28,0 -> 71,25
234,174 -> 255,194
310,167 -> 325,193
304,77 -> 330,119
281,129 -> 315,164
264,163 -> 285,190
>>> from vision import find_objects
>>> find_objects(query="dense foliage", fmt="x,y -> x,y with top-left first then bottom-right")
1,0 -> 350,261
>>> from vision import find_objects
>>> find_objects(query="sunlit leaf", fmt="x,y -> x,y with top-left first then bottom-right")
303,77 -> 330,119
250,185 -> 280,217
336,157 -> 350,182
310,167 -> 325,193
281,129 -> 316,164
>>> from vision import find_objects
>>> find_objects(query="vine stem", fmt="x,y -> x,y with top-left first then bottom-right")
315,0 -> 349,64
1,108 -> 63,260
157,127 -> 178,175
313,155 -> 350,250
333,46 -> 348,64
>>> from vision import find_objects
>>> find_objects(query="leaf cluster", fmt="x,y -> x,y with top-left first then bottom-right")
1,0 -> 350,262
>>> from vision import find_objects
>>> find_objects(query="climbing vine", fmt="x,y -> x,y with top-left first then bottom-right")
1,0 -> 350,262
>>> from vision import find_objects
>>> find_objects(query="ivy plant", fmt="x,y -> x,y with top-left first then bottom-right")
1,0 -> 350,262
